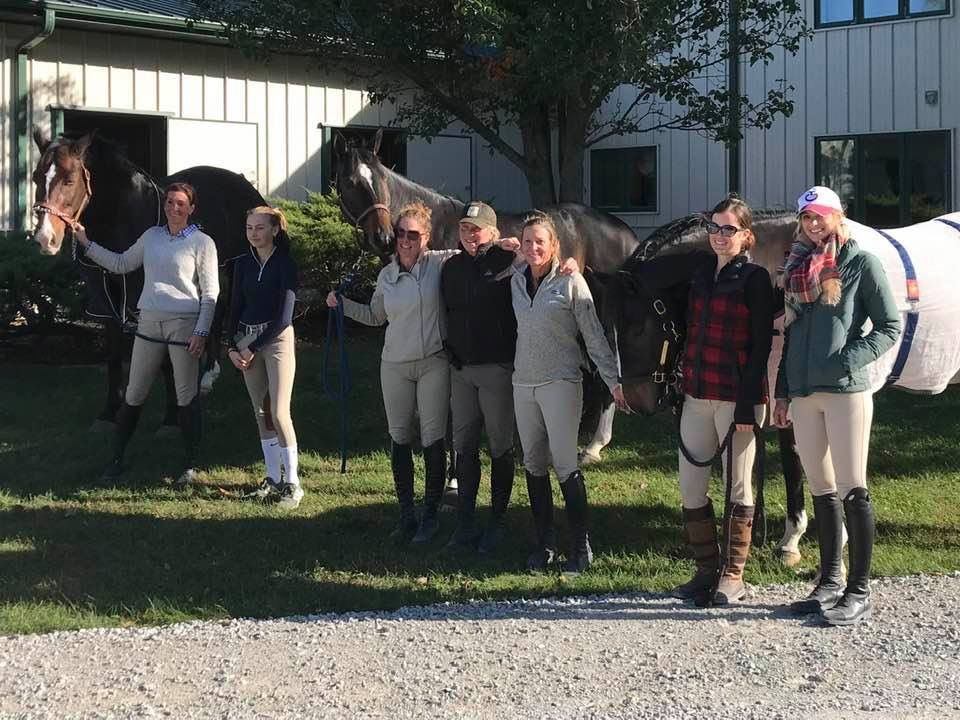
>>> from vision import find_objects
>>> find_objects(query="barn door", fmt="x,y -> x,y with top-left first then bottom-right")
166,118 -> 259,188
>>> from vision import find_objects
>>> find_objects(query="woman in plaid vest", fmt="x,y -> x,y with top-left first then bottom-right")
672,195 -> 774,606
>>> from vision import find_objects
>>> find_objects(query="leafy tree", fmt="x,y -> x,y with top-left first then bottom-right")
195,0 -> 808,206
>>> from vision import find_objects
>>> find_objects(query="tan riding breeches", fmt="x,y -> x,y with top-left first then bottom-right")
513,380 -> 582,481
678,395 -> 766,509
125,314 -> 199,407
789,391 -> 873,498
380,352 -> 450,447
237,326 -> 297,448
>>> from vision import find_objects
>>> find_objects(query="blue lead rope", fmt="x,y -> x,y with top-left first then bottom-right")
322,296 -> 352,474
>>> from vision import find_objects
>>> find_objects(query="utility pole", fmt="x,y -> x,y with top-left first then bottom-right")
727,0 -> 741,194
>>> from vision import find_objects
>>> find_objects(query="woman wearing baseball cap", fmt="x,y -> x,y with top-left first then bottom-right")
773,185 -> 900,626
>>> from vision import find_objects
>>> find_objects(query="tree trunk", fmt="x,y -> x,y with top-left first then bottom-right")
519,103 -> 557,207
557,95 -> 590,204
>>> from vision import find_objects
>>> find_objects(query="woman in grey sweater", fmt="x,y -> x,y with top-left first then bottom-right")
73,182 -> 219,485
512,211 -> 628,574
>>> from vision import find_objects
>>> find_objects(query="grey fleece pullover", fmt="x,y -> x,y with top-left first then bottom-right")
510,259 -> 620,390
85,225 -> 220,334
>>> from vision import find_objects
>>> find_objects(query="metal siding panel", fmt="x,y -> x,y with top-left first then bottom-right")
108,34 -> 135,110
763,43 -> 786,208
343,88 -> 362,123
848,27 -> 870,132
744,57 -> 766,206
826,30 -> 848,134
180,41 -> 203,119
202,46 -> 225,121
266,73 -> 287,196
156,37 -> 180,115
941,19 -> 959,211
784,19 -> 808,206
893,22 -> 917,130
286,75 -> 307,201
57,31 -> 85,107
325,86 -> 343,127
245,70 -> 267,196
806,30 -> 828,139
870,24 -> 894,131
83,32 -> 110,107
670,107 -> 690,218
225,51 -> 246,123
133,37 -> 157,112
306,83 -> 325,191
916,20 -> 941,130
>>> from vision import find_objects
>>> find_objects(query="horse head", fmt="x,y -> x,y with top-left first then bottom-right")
31,130 -> 95,255
333,128 -> 394,257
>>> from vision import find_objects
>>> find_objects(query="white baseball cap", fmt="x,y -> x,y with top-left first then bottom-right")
797,186 -> 843,216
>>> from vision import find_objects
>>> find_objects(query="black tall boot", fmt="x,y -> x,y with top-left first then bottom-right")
525,470 -> 556,571
560,470 -> 593,574
101,402 -> 142,481
478,449 -> 515,554
445,449 -> 481,551
412,439 -> 446,545
388,441 -> 418,545
790,492 -> 845,615
175,396 -> 202,486
823,487 -> 874,626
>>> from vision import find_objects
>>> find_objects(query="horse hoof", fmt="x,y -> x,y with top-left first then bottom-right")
579,450 -> 602,466
778,549 -> 802,567
155,424 -> 179,439
89,419 -> 115,433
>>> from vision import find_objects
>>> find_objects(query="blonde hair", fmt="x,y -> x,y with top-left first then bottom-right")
521,210 -> 560,262
247,205 -> 288,232
795,209 -> 850,243
396,201 -> 432,235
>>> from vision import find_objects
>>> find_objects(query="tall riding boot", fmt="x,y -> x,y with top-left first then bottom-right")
174,396 -> 202,486
389,441 -> 418,545
790,492 -> 845,615
560,470 -> 593,574
478,449 -> 515,554
672,501 -> 720,600
412,439 -> 447,545
713,504 -> 754,605
101,402 -> 142,481
445,450 -> 481,551
525,470 -> 556,571
823,487 -> 874,626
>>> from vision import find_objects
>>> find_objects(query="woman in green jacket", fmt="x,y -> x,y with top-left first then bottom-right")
773,186 -> 900,626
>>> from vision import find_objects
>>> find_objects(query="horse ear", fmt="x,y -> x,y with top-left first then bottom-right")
372,127 -> 383,156
33,125 -> 51,152
73,132 -> 95,158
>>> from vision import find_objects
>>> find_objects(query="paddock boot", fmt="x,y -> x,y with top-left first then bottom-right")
525,470 -> 556,571
388,441 -> 418,546
412,440 -> 447,545
560,470 -> 593,575
790,492 -> 845,615
823,488 -> 874,626
478,449 -> 515,554
713,504 -> 754,605
672,502 -> 720,601
101,402 -> 142,482
175,396 -> 202,486
445,450 -> 481,552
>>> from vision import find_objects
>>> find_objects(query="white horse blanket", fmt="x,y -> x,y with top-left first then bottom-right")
768,211 -> 960,400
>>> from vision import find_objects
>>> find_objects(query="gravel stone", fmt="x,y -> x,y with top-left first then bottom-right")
1,574 -> 959,719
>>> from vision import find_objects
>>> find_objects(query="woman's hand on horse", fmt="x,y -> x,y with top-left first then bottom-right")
611,384 -> 631,413
499,236 -> 520,252
773,399 -> 791,428
187,334 -> 206,359
559,257 -> 580,276
325,291 -> 341,308
70,221 -> 90,246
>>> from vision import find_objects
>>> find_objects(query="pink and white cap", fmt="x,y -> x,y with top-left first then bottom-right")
797,186 -> 843,216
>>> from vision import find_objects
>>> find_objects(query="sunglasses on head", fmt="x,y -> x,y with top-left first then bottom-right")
395,228 -> 423,242
704,220 -> 743,237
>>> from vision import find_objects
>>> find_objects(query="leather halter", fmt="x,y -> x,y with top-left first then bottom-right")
33,161 -> 93,228
339,200 -> 391,229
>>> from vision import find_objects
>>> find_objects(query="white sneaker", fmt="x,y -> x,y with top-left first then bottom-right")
277,482 -> 304,509
245,476 -> 281,500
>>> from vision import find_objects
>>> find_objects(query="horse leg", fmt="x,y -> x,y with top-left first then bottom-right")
579,398 -> 615,465
776,427 -> 808,566
92,321 -> 124,431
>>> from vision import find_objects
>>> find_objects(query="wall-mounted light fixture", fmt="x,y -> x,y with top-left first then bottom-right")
925,90 -> 939,106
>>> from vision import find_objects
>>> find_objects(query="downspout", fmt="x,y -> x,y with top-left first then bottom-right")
13,7 -> 56,231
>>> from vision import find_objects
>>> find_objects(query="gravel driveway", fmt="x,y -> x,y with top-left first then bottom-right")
2,573 -> 958,720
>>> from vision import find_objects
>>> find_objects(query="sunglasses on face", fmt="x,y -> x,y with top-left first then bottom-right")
395,228 -> 423,242
704,220 -> 743,237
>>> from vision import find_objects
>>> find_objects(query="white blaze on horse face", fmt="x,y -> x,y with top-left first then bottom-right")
35,157 -> 64,254
44,162 -> 57,199
358,163 -> 376,194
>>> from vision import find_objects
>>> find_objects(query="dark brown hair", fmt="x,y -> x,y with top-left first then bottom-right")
164,182 -> 197,207
710,193 -> 754,250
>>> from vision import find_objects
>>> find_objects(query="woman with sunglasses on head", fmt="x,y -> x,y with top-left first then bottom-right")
773,186 -> 899,626
71,183 -> 218,485
668,194 -> 774,606
326,201 -> 518,546
225,206 -> 302,509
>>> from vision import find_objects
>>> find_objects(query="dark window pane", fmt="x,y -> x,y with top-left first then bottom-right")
909,0 -> 947,13
591,147 -> 657,211
591,150 -> 623,209
861,135 -> 901,227
817,139 -> 857,213
820,0 -> 854,23
864,0 -> 900,17
906,132 -> 948,222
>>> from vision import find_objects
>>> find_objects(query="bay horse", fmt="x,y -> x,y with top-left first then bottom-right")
607,208 -> 960,562
31,130 -> 265,429
333,129 -> 640,462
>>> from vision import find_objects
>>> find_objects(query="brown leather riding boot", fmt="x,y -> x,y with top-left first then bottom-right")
713,504 -> 754,605
672,502 -> 720,600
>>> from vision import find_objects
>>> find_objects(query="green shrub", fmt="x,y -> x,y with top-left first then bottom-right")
271,191 -> 380,297
0,230 -> 85,333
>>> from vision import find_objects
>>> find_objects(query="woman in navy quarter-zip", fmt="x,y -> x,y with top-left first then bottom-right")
226,206 -> 303,509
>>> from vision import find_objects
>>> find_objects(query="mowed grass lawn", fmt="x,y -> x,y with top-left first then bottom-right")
2,331 -> 959,635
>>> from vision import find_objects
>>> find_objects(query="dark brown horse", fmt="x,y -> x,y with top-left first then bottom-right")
333,129 -> 640,460
31,130 -> 264,429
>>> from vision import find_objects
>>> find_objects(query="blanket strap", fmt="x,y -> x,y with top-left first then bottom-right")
876,228 -> 919,386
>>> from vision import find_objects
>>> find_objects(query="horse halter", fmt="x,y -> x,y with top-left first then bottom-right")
339,198 -> 391,230
33,161 -> 93,228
